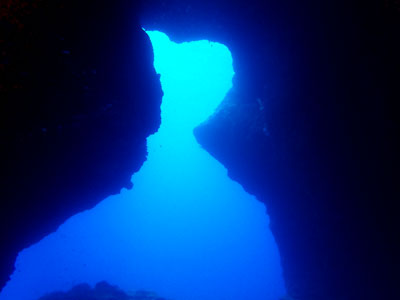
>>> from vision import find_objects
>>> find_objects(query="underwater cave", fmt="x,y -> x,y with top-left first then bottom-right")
0,31 -> 285,300
1,1 -> 398,300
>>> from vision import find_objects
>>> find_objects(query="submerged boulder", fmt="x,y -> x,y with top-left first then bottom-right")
38,281 -> 170,300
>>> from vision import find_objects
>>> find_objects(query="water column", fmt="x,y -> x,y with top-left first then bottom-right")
0,30 -> 285,300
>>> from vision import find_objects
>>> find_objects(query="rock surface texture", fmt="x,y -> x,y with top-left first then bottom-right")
142,1 -> 399,299
0,0 -> 162,290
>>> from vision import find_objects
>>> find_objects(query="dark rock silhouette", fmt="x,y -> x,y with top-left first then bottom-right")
143,1 -> 399,299
0,0 -> 162,290
38,281 -> 169,300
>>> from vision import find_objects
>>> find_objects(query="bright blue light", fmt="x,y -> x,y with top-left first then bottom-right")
0,30 -> 285,300
146,30 -> 234,129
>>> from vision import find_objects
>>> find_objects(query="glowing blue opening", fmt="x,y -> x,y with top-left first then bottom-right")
0,31 -> 285,300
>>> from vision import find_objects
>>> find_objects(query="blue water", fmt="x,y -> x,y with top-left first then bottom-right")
0,31 -> 285,300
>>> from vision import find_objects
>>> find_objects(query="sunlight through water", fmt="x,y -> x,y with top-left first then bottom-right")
0,30 -> 285,300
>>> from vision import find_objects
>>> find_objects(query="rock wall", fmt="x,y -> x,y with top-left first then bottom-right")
143,1 -> 400,299
0,0 -> 162,290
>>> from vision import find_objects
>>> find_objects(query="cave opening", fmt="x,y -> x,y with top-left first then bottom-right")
0,30 -> 285,300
